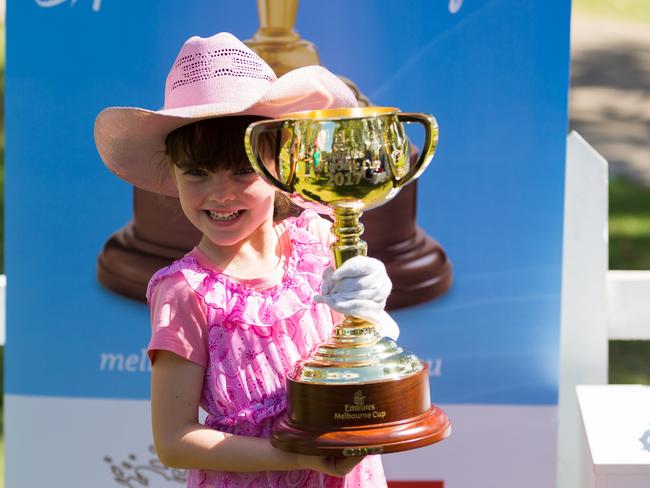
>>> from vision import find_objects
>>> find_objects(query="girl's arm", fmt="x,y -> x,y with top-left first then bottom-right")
151,350 -> 363,476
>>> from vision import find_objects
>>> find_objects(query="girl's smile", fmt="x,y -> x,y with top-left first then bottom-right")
173,164 -> 278,270
206,209 -> 244,222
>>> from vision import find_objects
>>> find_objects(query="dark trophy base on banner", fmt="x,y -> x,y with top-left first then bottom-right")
97,190 -> 200,302
272,365 -> 451,456
97,225 -> 170,301
97,183 -> 451,306
364,181 -> 452,310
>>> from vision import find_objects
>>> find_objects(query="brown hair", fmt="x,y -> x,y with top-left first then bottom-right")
164,116 -> 300,221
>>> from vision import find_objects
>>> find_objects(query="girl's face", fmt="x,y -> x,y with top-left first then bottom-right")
173,163 -> 276,249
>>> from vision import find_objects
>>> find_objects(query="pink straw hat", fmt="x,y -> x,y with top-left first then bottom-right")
95,32 -> 358,196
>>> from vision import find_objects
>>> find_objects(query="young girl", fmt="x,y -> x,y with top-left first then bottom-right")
95,32 -> 396,487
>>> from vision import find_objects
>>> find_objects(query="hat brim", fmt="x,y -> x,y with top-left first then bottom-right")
95,66 -> 358,197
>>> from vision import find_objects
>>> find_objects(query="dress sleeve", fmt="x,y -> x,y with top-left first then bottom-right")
147,272 -> 209,368
304,212 -> 335,247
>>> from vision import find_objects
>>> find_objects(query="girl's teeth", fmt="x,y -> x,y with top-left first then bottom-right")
208,210 -> 241,221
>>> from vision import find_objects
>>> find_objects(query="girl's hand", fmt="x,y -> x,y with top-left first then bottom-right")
297,454 -> 366,478
314,256 -> 400,340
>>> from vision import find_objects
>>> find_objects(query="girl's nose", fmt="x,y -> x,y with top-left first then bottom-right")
209,172 -> 236,202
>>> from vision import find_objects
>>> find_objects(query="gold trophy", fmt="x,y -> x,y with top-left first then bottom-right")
245,107 -> 451,456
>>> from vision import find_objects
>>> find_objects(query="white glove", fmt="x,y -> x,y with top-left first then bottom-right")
314,256 -> 400,340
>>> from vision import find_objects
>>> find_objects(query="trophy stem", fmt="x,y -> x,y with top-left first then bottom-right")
331,205 -> 368,267
331,316 -> 378,342
244,0 -> 319,76
253,0 -> 300,42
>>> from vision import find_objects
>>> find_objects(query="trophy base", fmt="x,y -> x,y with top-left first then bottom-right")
380,226 -> 452,310
272,366 -> 451,456
363,180 -> 453,310
272,405 -> 450,457
97,222 -> 187,302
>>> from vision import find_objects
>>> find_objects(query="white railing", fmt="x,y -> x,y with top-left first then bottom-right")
607,270 -> 650,340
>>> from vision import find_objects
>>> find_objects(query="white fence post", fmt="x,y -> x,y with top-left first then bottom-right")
558,131 -> 610,488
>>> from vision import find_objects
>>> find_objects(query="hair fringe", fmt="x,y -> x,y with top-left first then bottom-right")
164,116 -> 302,222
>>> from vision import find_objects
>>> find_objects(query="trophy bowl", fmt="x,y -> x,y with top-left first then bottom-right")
245,106 -> 450,456
246,106 -> 433,211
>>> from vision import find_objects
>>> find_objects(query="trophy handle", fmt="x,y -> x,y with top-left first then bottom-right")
245,120 -> 293,193
396,113 -> 439,187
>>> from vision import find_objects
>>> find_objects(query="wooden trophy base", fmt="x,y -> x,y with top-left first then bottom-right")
363,168 -> 452,310
272,366 -> 450,456
97,222 -> 184,301
97,190 -> 201,301
374,225 -> 452,310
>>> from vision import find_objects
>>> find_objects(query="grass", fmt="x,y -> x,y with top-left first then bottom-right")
610,340 -> 650,383
609,178 -> 650,270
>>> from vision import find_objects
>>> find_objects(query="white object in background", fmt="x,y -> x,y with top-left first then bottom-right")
607,271 -> 650,340
0,274 -> 5,345
382,404 -> 557,488
558,132 -> 609,488
6,395 -> 173,487
578,385 -> 650,488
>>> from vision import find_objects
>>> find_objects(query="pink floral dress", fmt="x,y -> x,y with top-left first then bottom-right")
147,210 -> 386,488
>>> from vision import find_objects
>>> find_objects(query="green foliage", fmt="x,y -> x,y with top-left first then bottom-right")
574,0 -> 650,23
609,178 -> 650,270
610,340 -> 650,383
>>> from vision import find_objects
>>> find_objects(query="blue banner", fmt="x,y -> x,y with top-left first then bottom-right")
6,0 -> 570,407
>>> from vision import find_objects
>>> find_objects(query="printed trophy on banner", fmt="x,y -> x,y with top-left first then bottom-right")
95,0 -> 452,309
244,107 -> 451,456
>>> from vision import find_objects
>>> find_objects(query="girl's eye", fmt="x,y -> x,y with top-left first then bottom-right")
234,165 -> 256,176
184,168 -> 208,177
